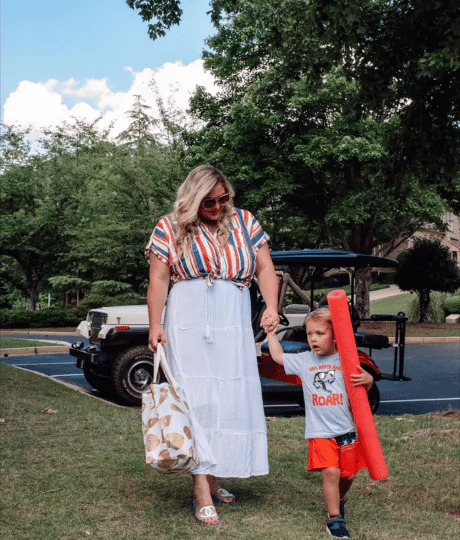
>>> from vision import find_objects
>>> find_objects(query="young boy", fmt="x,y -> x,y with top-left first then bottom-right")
267,308 -> 377,538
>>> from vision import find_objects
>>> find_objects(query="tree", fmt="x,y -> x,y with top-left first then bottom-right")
189,1 -> 456,315
1,87 -> 190,311
129,1 -> 459,317
395,238 -> 460,322
0,126 -> 76,310
117,94 -> 158,148
66,92 -> 186,292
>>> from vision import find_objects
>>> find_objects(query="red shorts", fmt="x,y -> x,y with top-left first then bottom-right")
307,431 -> 367,477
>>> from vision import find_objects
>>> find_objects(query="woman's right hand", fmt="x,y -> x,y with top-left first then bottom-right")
148,323 -> 166,352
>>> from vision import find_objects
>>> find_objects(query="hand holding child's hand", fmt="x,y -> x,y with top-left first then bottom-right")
261,306 -> 279,334
350,366 -> 374,390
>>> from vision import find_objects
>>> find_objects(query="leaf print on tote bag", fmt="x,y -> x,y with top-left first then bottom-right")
141,343 -> 200,474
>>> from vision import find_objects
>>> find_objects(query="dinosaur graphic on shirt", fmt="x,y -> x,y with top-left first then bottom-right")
313,370 -> 336,395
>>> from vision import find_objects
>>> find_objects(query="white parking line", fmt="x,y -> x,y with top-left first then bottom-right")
51,374 -> 85,378
14,362 -> 75,366
380,397 -> 460,403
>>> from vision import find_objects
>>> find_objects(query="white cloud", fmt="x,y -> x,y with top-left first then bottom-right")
3,60 -> 218,139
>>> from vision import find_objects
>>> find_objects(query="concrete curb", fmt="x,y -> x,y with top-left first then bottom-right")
403,337 -> 460,344
0,346 -> 69,357
387,336 -> 460,344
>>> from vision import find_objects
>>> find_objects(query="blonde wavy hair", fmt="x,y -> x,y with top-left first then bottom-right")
171,165 -> 235,260
306,308 -> 333,329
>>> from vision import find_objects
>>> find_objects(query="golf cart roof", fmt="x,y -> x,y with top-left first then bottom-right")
270,249 -> 398,268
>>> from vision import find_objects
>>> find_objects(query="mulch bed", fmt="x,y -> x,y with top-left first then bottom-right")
359,321 -> 460,336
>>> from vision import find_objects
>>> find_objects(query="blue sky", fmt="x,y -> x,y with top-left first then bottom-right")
2,0 -> 216,129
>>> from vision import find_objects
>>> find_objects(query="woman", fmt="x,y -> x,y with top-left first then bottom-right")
145,165 -> 279,526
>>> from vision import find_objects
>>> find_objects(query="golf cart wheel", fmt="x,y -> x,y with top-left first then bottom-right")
111,346 -> 154,406
367,383 -> 380,414
83,362 -> 116,396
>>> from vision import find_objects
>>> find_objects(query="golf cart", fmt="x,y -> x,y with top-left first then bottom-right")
253,249 -> 410,414
70,249 -> 408,411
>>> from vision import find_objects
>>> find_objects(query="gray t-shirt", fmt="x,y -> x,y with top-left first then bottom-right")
284,351 -> 355,439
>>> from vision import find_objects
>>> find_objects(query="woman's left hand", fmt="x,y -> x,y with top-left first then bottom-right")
261,306 -> 279,334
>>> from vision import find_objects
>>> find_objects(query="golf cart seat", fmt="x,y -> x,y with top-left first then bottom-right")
260,340 -> 309,355
354,332 -> 389,349
285,304 -> 311,314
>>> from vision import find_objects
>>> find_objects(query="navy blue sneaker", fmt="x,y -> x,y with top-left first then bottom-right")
326,516 -> 350,538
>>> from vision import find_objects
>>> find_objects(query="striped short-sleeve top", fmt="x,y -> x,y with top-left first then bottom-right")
145,208 -> 270,288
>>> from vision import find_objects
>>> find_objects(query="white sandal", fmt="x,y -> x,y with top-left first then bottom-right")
192,500 -> 220,526
211,487 -> 236,505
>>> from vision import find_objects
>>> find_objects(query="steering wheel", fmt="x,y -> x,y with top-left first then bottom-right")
279,312 -> 289,326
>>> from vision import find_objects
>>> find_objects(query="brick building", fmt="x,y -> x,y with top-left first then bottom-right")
377,212 -> 460,265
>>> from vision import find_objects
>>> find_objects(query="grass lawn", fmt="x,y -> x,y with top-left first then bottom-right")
370,293 -> 412,315
1,364 -> 459,540
0,327 -> 77,333
0,337 -> 54,348
368,294 -> 460,336
315,283 -> 389,299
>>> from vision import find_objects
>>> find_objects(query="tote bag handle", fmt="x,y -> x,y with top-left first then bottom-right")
153,343 -> 180,389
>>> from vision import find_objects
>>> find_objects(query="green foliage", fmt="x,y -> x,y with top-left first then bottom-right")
406,292 -> 448,323
48,276 -> 91,293
116,94 -> 158,148
0,308 -> 80,329
180,0 -> 457,315
395,238 -> 460,321
126,0 -> 183,40
396,239 -> 460,293
444,295 -> 460,314
177,0 -> 454,281
1,91 -> 187,311
90,281 -> 135,296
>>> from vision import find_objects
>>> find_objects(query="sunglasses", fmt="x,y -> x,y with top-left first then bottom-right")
316,370 -> 335,381
202,193 -> 230,209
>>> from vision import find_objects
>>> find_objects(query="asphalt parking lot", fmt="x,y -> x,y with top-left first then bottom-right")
1,335 -> 459,415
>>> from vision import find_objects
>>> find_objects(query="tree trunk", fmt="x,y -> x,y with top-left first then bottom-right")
25,267 -> 39,311
348,219 -> 375,319
355,267 -> 373,319
418,289 -> 430,323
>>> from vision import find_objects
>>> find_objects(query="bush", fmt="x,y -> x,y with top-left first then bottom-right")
0,308 -> 80,329
444,295 -> 460,314
406,292 -> 449,323
396,238 -> 460,322
72,294 -> 145,320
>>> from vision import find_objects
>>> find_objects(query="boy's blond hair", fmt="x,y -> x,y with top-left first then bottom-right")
305,307 -> 333,327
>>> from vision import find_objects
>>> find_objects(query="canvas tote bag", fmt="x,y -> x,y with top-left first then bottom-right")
141,343 -> 200,473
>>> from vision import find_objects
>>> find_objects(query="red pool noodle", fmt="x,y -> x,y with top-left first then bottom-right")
327,289 -> 388,480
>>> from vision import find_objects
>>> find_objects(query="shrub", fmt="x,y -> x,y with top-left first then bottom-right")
406,292 -> 449,323
444,295 -> 460,314
396,238 -> 460,322
0,308 -> 80,329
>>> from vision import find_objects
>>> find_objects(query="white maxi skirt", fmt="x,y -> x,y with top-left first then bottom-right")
164,279 -> 268,478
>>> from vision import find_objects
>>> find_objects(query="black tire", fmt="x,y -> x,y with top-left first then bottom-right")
367,383 -> 380,414
111,345 -> 155,406
83,362 -> 116,396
